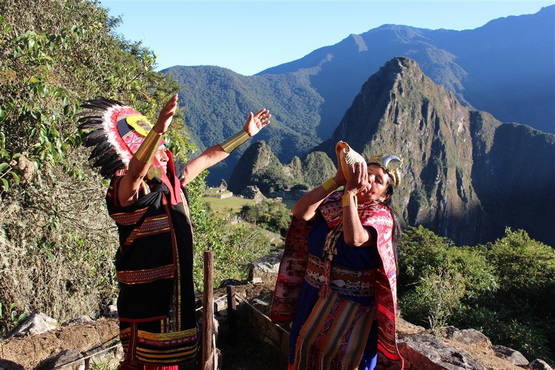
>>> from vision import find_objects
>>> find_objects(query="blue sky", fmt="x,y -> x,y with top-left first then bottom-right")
101,1 -> 554,75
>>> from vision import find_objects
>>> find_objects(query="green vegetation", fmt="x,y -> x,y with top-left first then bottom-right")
202,195 -> 256,214
240,198 -> 291,236
187,173 -> 275,290
163,66 -> 323,158
0,0 -> 272,335
399,226 -> 555,362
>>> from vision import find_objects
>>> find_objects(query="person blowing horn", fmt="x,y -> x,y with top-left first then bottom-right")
79,94 -> 270,369
271,141 -> 405,370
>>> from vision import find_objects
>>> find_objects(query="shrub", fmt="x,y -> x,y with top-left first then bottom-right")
240,198 -> 291,236
187,172 -> 277,290
399,226 -> 555,363
401,268 -> 465,331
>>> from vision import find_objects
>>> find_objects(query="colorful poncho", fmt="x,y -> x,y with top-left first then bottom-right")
106,156 -> 198,368
271,191 -> 404,369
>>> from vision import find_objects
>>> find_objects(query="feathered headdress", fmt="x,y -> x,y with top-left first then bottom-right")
78,97 -> 164,178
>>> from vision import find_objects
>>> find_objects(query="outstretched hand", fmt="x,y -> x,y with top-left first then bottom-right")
243,108 -> 271,137
155,93 -> 178,134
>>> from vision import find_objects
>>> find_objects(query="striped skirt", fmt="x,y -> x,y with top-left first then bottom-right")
292,291 -> 377,370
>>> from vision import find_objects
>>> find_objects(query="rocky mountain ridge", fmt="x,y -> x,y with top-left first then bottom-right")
227,140 -> 335,195
164,6 -> 554,184
261,5 -> 555,135
232,57 -> 555,246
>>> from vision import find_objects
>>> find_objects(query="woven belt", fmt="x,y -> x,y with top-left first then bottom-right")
305,254 -> 376,297
117,264 -> 176,285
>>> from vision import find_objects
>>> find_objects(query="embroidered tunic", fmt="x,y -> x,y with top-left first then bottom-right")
106,160 -> 198,368
271,191 -> 404,370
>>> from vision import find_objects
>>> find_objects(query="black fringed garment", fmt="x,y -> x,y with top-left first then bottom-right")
106,158 -> 198,367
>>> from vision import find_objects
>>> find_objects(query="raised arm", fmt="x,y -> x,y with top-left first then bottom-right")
181,108 -> 271,185
342,162 -> 371,246
291,167 -> 345,221
117,94 -> 178,207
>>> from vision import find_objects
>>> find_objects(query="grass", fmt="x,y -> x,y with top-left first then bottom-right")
202,195 -> 256,214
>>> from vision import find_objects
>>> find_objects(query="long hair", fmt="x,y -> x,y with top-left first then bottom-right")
382,184 -> 401,270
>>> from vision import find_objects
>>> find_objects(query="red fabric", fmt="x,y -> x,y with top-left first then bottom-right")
270,190 -> 404,368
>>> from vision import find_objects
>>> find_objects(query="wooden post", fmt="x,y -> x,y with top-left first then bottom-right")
226,285 -> 237,314
226,285 -> 237,343
202,250 -> 214,370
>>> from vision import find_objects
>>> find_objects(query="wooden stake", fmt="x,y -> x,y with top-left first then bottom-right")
202,250 -> 214,370
226,285 -> 237,343
226,285 -> 237,314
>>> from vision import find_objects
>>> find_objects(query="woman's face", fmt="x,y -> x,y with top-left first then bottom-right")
356,164 -> 391,203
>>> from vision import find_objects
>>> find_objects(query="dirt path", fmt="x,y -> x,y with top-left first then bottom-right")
0,318 -> 118,369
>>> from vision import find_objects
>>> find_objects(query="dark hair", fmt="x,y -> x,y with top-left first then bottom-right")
382,184 -> 401,269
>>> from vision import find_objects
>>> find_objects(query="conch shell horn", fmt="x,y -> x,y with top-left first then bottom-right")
335,141 -> 366,182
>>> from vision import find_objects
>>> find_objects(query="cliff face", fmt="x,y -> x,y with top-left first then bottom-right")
470,120 -> 555,246
313,57 -> 487,244
317,57 -> 555,245
233,57 -> 555,246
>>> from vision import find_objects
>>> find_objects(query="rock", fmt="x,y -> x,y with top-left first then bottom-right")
396,317 -> 426,337
36,349 -> 84,370
242,185 -> 266,202
444,326 -> 458,338
0,359 -> 24,370
9,312 -> 58,337
83,342 -> 124,367
214,296 -> 228,313
398,333 -> 485,370
16,154 -> 35,183
248,252 -> 282,284
529,359 -> 553,370
104,304 -> 118,318
62,315 -> 94,326
492,345 -> 529,367
451,328 -> 492,349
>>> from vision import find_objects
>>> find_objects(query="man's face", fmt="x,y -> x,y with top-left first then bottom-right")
154,145 -> 169,173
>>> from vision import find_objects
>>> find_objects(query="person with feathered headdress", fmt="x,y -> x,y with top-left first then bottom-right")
79,94 -> 270,369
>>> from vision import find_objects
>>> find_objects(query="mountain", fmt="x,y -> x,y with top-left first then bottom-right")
260,5 -> 555,136
164,6 -> 554,185
162,66 -> 323,183
227,140 -> 335,195
233,57 -> 555,246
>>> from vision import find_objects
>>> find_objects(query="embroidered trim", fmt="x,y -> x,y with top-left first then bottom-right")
123,214 -> 171,246
117,264 -> 176,285
137,327 -> 197,341
305,254 -> 376,297
111,206 -> 149,225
